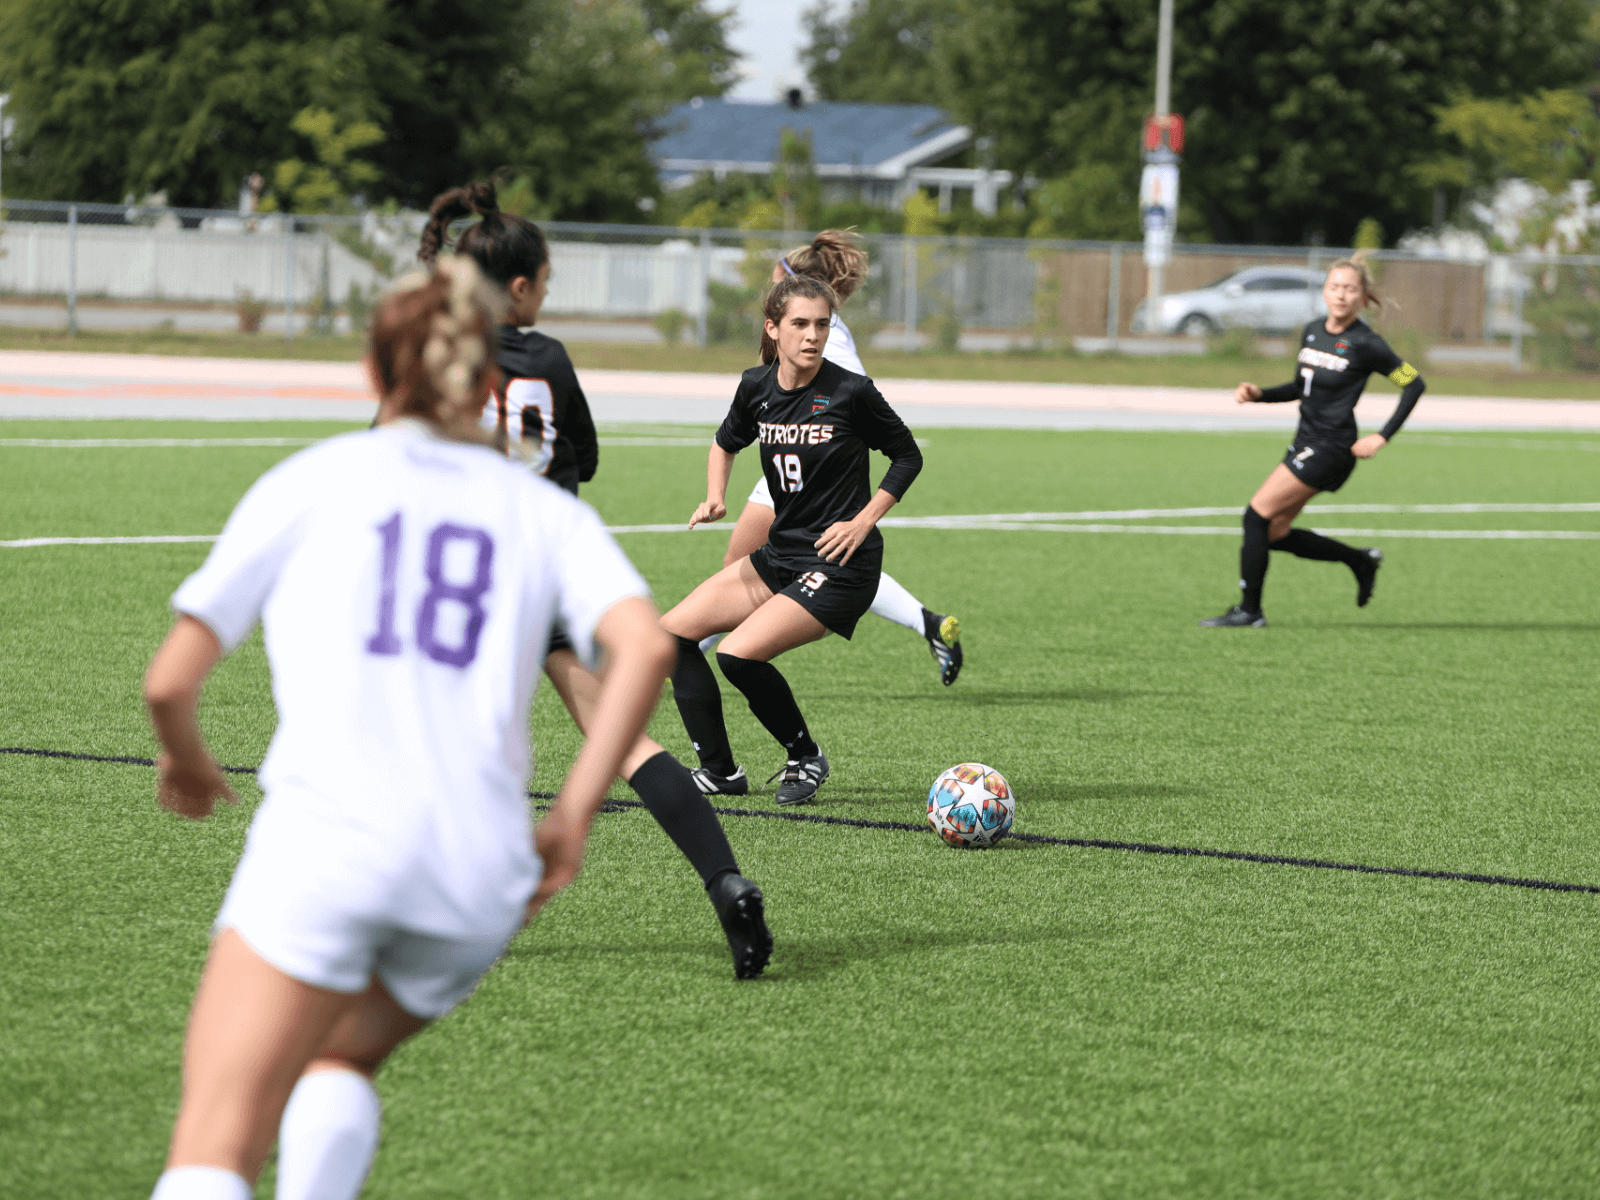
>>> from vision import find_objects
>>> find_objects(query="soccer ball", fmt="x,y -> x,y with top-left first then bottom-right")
926,763 -> 1015,849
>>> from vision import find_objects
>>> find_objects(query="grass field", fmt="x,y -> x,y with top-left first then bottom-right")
5,325 -> 1600,399
3,421 -> 1599,1198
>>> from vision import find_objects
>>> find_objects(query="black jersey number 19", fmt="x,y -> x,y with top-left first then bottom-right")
772,453 -> 804,493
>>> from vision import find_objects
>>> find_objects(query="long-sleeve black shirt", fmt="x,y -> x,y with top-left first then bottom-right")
715,360 -> 922,562
1254,318 -> 1425,445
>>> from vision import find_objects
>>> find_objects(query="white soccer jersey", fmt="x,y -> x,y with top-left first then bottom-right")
173,419 -> 649,937
825,314 -> 865,375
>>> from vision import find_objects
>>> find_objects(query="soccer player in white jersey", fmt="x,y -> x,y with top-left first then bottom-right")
704,230 -> 965,688
143,258 -> 675,1200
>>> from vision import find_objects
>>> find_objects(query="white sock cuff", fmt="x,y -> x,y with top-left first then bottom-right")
869,572 -> 927,633
150,1166 -> 252,1200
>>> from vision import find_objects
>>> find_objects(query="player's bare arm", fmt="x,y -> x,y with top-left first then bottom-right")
144,614 -> 237,819
689,443 -> 737,528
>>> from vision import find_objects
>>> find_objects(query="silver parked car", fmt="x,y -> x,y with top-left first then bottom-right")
1130,266 -> 1327,336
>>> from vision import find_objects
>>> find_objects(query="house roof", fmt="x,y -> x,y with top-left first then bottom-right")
653,98 -> 968,179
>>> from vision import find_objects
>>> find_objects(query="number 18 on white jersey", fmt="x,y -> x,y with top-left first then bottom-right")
173,420 -> 649,935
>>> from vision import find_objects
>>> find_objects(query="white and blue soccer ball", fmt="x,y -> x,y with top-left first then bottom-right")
927,763 -> 1015,849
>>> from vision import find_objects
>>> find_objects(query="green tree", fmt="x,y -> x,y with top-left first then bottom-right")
1419,90 -> 1599,196
643,0 -> 741,101
264,108 -> 384,213
805,0 -> 1591,245
802,0 -> 951,103
0,0 -> 739,216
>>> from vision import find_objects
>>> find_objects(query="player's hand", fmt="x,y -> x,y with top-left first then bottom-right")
688,498 -> 727,530
525,806 -> 591,922
815,516 -> 871,564
1234,382 -> 1263,405
1351,433 -> 1387,459
156,751 -> 237,820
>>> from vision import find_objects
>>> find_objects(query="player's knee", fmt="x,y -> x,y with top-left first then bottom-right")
1244,506 -> 1271,534
715,651 -> 762,689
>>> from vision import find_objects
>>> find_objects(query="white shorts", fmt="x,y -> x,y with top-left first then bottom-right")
747,474 -> 773,508
215,811 -> 533,1020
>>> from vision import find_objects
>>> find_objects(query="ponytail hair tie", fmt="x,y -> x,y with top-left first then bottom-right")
779,257 -> 797,279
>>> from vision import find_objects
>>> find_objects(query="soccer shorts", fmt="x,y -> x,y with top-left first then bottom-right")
748,543 -> 879,639
747,474 -> 774,508
1282,439 -> 1357,493
215,807 -> 534,1020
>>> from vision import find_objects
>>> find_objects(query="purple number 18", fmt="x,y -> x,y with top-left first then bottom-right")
365,512 -> 495,668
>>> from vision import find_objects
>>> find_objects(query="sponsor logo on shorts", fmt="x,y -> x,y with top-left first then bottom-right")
799,570 -> 828,595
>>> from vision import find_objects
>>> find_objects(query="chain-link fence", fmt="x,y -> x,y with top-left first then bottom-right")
1,196 -> 1594,369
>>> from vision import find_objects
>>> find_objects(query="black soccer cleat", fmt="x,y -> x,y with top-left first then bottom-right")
707,871 -> 772,980
922,609 -> 964,686
689,764 -> 749,796
768,752 -> 830,805
1353,548 -> 1383,607
1199,605 -> 1267,628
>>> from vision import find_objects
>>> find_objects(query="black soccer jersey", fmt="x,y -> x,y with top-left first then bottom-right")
1254,318 -> 1424,445
488,326 -> 598,494
715,360 -> 922,562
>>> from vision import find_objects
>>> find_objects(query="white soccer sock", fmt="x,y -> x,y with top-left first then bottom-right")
870,572 -> 928,634
150,1166 -> 252,1200
697,633 -> 723,653
275,1068 -> 382,1200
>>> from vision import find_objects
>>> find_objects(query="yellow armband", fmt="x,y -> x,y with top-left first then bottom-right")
1388,361 -> 1419,387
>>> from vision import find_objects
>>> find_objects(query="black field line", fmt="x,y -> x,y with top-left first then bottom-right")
7,745 -> 1598,897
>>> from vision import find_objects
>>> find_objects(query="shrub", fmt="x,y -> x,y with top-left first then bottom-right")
236,290 -> 267,334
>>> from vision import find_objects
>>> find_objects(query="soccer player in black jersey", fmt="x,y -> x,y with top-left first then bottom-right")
705,230 -> 964,687
1201,257 -> 1426,627
419,178 -> 771,978
661,275 -> 923,805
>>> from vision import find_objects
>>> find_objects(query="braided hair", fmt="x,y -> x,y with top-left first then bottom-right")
369,258 -> 509,440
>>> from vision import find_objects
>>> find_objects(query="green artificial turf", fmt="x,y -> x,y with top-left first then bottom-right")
2,422 -> 1598,1197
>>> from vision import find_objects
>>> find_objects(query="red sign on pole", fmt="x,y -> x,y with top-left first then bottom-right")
1142,113 -> 1185,157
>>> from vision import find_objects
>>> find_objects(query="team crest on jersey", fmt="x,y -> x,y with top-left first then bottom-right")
811,396 -> 830,414
1334,339 -> 1351,355
798,571 -> 828,595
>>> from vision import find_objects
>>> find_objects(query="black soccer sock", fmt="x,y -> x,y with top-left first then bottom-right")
716,652 -> 819,760
1271,527 -> 1367,568
671,636 -> 737,776
627,751 -> 740,887
1239,506 -> 1271,612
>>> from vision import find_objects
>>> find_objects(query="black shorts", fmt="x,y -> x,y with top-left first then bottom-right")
1282,439 -> 1357,492
749,544 -> 880,640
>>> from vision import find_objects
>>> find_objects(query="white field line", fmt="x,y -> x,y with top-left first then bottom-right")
1404,435 -> 1600,452
0,436 -> 710,449
878,522 -> 1600,540
1,535 -> 221,547
8,504 -> 1600,548
882,503 -> 1600,525
0,437 -> 321,448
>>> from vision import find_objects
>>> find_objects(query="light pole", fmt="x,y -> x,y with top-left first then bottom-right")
0,93 -> 9,204
1139,0 -> 1179,335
